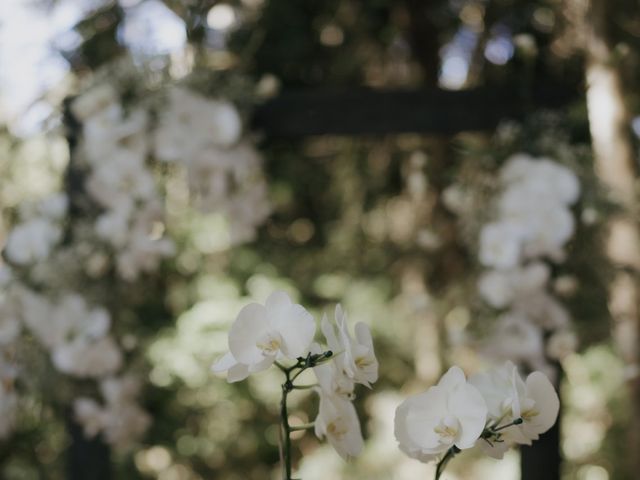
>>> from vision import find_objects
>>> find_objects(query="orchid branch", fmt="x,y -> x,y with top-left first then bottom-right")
279,351 -> 333,480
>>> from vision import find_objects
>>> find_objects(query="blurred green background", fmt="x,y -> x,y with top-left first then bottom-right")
1,0 -> 639,479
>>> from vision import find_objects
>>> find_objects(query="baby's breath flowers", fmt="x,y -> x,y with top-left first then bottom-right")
212,292 -> 378,479
394,362 -> 559,479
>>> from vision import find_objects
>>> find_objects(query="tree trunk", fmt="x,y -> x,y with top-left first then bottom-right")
584,0 -> 640,477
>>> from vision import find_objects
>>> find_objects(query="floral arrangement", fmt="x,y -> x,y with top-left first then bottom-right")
0,63 -> 271,450
443,144 -> 583,386
212,291 -> 378,479
476,153 -> 580,377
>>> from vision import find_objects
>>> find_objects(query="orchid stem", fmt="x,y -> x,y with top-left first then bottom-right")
492,417 -> 523,433
279,350 -> 333,480
434,446 -> 460,480
290,422 -> 315,432
292,383 -> 317,390
281,370 -> 293,480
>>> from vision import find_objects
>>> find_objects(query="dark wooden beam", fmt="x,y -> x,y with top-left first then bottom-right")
251,85 -> 577,137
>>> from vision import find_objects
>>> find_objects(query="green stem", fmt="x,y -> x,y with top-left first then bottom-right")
278,350 -> 333,480
434,446 -> 460,480
281,371 -> 293,480
291,383 -> 317,390
290,422 -> 315,432
492,417 -> 523,433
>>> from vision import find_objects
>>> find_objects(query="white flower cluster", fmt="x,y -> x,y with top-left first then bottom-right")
4,193 -> 67,266
478,154 -> 579,373
20,290 -> 122,378
212,291 -> 378,461
74,375 -> 151,451
0,194 -> 69,439
479,153 -> 580,268
0,267 -> 149,447
154,86 -> 271,244
72,86 -> 175,281
395,362 -> 559,467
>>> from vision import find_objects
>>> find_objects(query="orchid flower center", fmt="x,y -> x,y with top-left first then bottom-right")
520,398 -> 539,421
433,415 -> 460,443
327,417 -> 348,440
355,355 -> 373,369
256,331 -> 282,356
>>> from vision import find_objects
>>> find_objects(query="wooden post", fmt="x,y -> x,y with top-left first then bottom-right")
66,414 -> 112,480
63,101 -> 112,480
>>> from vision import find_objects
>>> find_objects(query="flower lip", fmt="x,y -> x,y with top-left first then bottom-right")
255,330 -> 282,356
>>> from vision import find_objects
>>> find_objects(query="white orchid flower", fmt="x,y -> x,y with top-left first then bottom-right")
469,361 -> 559,458
211,291 -> 315,381
314,389 -> 364,460
311,341 -> 355,398
394,366 -> 488,463
321,305 -> 378,387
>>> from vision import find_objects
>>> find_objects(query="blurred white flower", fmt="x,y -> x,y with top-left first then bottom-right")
394,366 -> 488,462
115,231 -> 175,282
86,155 -> 156,210
74,375 -> 150,449
82,106 -> 148,166
53,336 -> 123,378
38,193 -> 68,220
213,291 -> 315,379
546,329 -> 578,360
185,143 -> 271,244
74,398 -> 106,437
314,390 -> 364,460
479,222 -> 523,269
477,262 -> 550,309
499,153 -> 536,184
71,84 -> 119,121
321,305 -> 378,387
19,291 -> 122,378
497,155 -> 579,262
501,154 -> 580,205
4,218 -> 61,265
154,87 -> 242,163
95,203 -> 133,248
485,313 -> 545,367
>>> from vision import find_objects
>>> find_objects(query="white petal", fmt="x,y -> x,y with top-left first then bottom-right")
449,383 -> 488,449
227,363 -> 250,383
525,371 -> 559,435
211,352 -> 236,372
248,355 -> 274,373
265,290 -> 293,313
229,303 -> 270,365
321,314 -> 341,352
272,304 -> 315,359
477,437 -> 511,459
437,366 -> 466,390
316,392 -> 363,460
354,322 -> 374,350
404,388 -> 449,452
